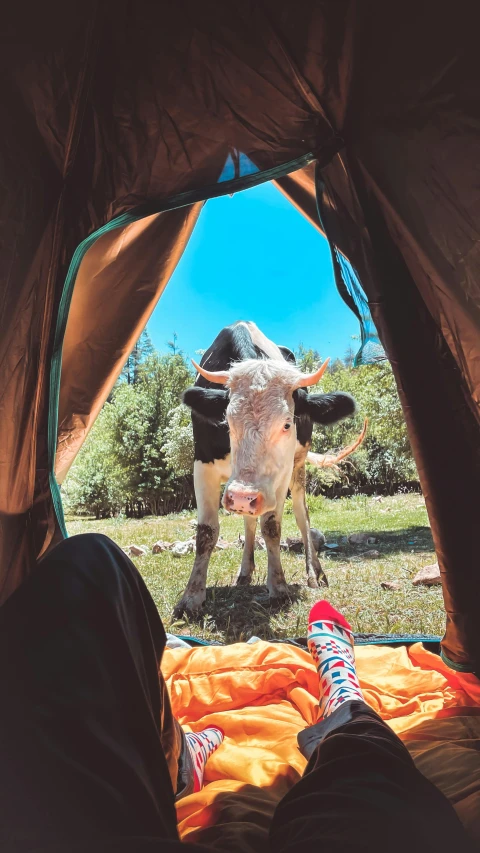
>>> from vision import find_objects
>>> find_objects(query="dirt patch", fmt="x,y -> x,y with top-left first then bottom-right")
196,523 -> 218,555
196,583 -> 305,641
262,515 -> 280,541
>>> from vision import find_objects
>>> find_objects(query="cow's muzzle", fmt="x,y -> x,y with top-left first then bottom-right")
223,486 -> 266,516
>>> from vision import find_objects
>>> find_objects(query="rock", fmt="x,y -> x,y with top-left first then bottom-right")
284,531 -> 325,553
372,496 -> 383,503
412,563 -> 441,586
215,537 -> 230,550
125,544 -> 148,556
362,549 -> 380,558
238,535 -> 266,551
171,540 -> 195,557
348,533 -> 379,546
286,536 -> 304,553
348,533 -> 366,545
152,540 -> 173,554
310,528 -> 326,552
381,581 -> 401,591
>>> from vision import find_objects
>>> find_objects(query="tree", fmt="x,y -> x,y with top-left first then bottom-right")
308,360 -> 418,495
163,404 -> 195,477
167,332 -> 182,356
62,404 -> 125,518
121,328 -> 154,385
295,344 -> 322,373
343,345 -> 355,368
329,358 -> 344,374
111,352 -> 195,515
343,334 -> 360,369
65,350 -> 195,518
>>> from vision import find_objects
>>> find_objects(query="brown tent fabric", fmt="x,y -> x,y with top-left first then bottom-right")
1,2 -> 480,670
55,205 -> 202,489
275,164 -> 322,237
0,1 -> 337,603
278,156 -> 480,673
276,4 -> 480,671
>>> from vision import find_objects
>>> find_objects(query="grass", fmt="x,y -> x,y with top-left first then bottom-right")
66,492 -> 444,644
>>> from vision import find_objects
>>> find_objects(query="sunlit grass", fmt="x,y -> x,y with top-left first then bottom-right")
66,493 -> 444,643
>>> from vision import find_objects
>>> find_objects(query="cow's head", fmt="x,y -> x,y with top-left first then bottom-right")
183,358 -> 355,517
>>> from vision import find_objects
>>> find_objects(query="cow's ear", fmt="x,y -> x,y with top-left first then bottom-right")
294,389 -> 356,425
182,387 -> 229,424
278,345 -> 296,365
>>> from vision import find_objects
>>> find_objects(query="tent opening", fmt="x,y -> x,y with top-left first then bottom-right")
58,179 -> 444,653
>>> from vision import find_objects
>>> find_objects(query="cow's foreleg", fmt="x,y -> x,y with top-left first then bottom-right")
290,464 -> 328,588
261,508 -> 289,602
173,460 -> 221,617
236,515 -> 257,585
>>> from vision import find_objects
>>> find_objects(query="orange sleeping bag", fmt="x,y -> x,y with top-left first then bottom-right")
162,641 -> 480,850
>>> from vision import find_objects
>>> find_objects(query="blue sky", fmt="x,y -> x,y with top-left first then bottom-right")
147,181 -> 359,361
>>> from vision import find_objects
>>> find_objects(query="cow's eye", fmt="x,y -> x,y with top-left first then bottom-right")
283,422 -> 292,431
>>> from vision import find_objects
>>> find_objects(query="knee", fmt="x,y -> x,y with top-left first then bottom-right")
261,514 -> 281,541
195,523 -> 219,556
41,533 -> 137,596
43,532 -> 118,565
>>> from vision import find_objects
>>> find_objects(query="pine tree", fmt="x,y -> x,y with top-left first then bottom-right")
167,332 -> 182,356
343,345 -> 355,368
122,328 -> 154,385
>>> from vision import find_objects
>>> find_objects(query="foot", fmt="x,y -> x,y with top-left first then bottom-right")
307,557 -> 328,588
185,726 -> 224,792
173,589 -> 206,619
235,566 -> 254,586
268,583 -> 290,606
315,563 -> 329,587
307,600 -> 364,717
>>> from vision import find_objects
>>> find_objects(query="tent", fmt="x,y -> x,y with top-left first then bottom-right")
1,2 -> 480,680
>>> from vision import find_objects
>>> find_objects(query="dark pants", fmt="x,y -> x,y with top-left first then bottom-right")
0,534 -> 472,853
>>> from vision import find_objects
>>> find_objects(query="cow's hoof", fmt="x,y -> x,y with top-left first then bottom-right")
235,571 -> 253,586
307,574 -> 319,589
268,586 -> 290,606
172,596 -> 205,620
314,563 -> 329,588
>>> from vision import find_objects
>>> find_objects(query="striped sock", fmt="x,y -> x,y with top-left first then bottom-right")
185,726 -> 224,792
308,600 -> 364,717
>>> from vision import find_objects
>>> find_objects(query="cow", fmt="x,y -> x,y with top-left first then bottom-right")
174,321 -> 365,617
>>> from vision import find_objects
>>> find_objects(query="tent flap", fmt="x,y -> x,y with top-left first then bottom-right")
1,2 -> 480,671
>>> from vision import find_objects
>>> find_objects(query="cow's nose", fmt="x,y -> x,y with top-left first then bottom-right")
224,488 -> 265,516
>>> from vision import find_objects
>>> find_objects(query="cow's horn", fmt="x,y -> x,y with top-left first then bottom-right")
295,357 -> 330,388
191,360 -> 230,385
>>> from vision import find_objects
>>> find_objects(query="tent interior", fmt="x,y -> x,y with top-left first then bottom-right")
1,1 -> 480,845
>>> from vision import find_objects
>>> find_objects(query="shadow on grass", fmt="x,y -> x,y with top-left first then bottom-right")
193,583 -> 306,642
324,526 -> 433,557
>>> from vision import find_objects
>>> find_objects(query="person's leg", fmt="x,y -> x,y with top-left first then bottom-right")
270,601 -> 473,853
0,533 -> 220,851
